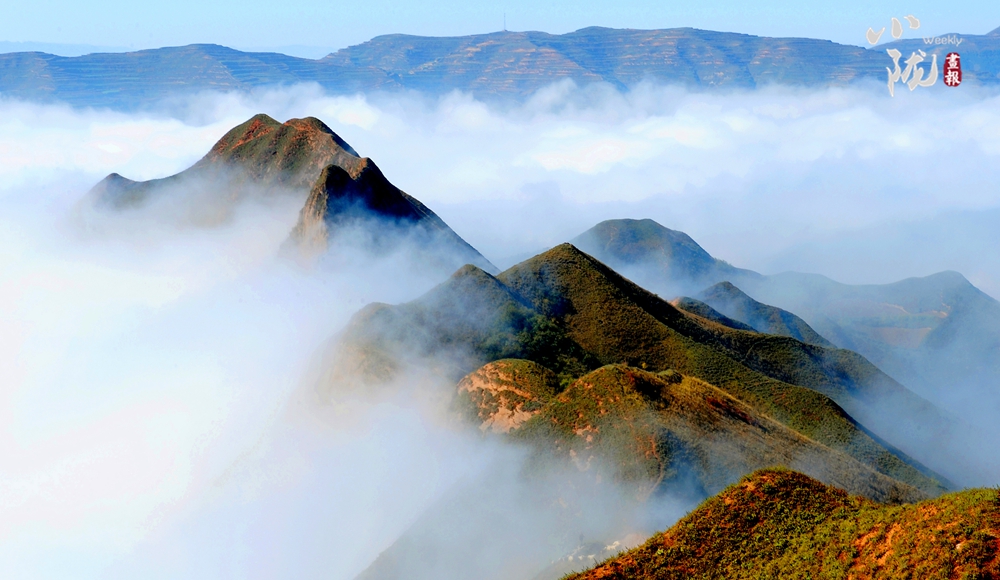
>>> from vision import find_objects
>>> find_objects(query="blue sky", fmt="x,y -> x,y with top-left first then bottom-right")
1,0 -> 998,56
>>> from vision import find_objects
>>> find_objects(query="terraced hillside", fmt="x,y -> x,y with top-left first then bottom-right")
4,26 -> 1000,108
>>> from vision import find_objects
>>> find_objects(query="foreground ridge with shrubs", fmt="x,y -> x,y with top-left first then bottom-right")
564,468 -> 1000,580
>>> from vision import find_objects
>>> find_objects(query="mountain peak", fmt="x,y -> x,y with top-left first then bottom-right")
88,113 -> 367,210
567,468 -> 997,580
698,281 -> 835,348
199,113 -> 362,177
711,280 -> 741,294
569,218 -> 751,297
535,241 -> 594,263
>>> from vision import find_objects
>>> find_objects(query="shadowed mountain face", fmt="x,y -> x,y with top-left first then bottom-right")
573,218 -> 1000,419
327,243 -> 950,498
566,469 -> 1000,580
5,26 -> 1000,108
694,281 -> 834,348
288,160 -> 494,271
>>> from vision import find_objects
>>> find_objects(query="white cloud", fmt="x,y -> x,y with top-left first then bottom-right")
0,79 -> 998,577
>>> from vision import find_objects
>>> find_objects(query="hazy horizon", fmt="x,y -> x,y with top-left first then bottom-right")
2,1 -> 999,56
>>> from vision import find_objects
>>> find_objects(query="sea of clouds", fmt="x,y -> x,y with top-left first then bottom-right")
1,80 -> 998,579
4,80 -> 998,292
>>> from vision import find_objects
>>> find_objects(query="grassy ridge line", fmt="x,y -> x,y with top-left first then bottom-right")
697,280 -> 835,347
564,469 -> 1000,580
497,245 -> 946,496
328,246 -> 945,494
509,364 -> 924,503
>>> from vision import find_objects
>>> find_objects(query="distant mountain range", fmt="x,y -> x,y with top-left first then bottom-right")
4,26 -> 1000,108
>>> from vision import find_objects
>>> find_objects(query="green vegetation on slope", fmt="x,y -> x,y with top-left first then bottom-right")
565,217 -> 989,488
90,113 -> 363,209
323,264 -> 599,389
564,468 -> 1000,580
696,280 -> 834,347
330,244 -> 948,496
668,297 -> 756,332
508,364 -> 923,503
496,244 -> 946,495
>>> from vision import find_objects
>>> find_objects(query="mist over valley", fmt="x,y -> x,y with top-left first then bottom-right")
1,28 -> 999,578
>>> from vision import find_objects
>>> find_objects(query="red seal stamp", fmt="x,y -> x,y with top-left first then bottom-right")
944,52 -> 962,87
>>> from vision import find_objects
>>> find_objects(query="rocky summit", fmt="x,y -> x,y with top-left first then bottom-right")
86,113 -> 495,272
88,114 -> 364,209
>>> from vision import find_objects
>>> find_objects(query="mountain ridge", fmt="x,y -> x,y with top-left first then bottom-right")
5,25 -> 1000,108
327,243 -> 949,497
574,218 -> 1000,392
695,280 -> 835,347
84,113 -> 496,272
87,113 -> 364,209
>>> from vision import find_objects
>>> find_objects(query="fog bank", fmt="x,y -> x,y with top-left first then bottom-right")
1,79 -> 998,577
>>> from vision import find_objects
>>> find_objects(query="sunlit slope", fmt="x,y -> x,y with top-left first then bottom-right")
573,217 -> 1000,401
498,245 -> 946,491
359,359 -> 926,580
456,359 -> 560,434
89,114 -> 364,208
356,364 -> 929,580
85,113 -> 495,271
497,364 -> 925,503
329,245 -> 947,496
565,468 -> 1000,580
